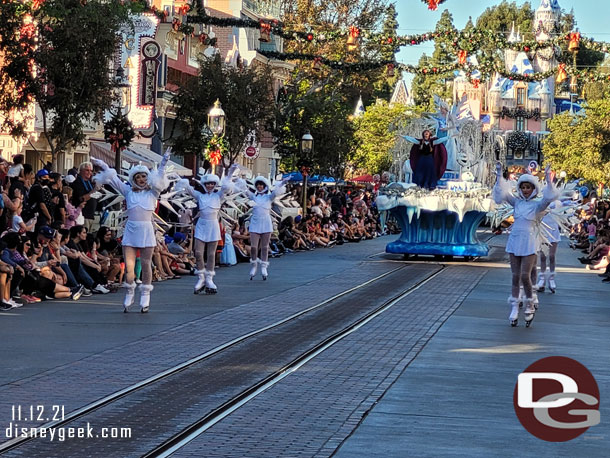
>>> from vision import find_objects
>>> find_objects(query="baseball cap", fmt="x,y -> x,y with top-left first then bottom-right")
295,215 -> 302,223
173,232 -> 187,243
39,226 -> 56,239
36,169 -> 49,178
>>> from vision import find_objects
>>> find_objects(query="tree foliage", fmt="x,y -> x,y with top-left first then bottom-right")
410,9 -> 456,109
272,0 -> 394,176
351,101 -> 421,174
170,55 -> 274,169
0,0 -> 133,158
543,99 -> 610,184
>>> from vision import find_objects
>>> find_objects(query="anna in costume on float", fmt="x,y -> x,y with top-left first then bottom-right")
402,129 -> 448,190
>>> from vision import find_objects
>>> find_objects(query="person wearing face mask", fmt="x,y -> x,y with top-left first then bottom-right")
90,148 -> 171,313
493,162 -> 558,328
175,164 -> 239,294
238,176 -> 288,280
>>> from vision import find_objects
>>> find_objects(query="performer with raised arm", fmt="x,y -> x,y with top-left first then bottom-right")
402,129 -> 448,190
493,162 -> 558,327
91,148 -> 171,313
240,176 -> 287,280
175,164 -> 238,294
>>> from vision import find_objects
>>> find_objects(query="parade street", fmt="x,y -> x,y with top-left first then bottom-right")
0,231 -> 608,457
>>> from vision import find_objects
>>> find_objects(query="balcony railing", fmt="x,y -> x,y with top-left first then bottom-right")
243,0 -> 282,19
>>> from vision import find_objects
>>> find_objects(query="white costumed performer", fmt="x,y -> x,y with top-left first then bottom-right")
493,162 -> 558,327
175,164 -> 238,294
241,176 -> 287,280
91,148 -> 171,313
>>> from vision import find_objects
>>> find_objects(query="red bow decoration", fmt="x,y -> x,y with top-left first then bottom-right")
427,0 -> 441,10
109,133 -> 123,153
260,21 -> 271,35
568,31 -> 581,52
472,78 -> 480,88
556,63 -> 567,83
208,149 -> 222,166
172,18 -> 181,31
349,26 -> 360,38
457,49 -> 467,65
32,0 -> 45,10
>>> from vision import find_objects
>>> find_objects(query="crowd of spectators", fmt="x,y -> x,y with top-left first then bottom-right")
571,197 -> 610,283
0,153 -> 396,311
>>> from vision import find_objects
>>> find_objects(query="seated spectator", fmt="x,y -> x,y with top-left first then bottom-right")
67,225 -> 109,294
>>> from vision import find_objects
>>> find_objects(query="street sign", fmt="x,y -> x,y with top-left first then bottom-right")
244,146 -> 259,159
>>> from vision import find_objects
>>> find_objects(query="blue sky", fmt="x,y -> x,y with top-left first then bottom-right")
395,0 -> 609,87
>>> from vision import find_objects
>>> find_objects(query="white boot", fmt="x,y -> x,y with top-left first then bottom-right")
260,261 -> 269,280
524,298 -> 536,327
204,269 -> 217,294
194,270 -> 205,294
122,282 -> 137,312
536,271 -> 546,292
548,271 -> 556,293
249,259 -> 258,280
139,284 -> 154,313
508,296 -> 519,327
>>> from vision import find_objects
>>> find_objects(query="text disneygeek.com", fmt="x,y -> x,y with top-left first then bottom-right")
5,422 -> 132,441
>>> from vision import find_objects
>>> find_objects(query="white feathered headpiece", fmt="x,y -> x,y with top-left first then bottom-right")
253,175 -> 271,192
128,163 -> 150,189
200,174 -> 220,187
516,173 -> 540,199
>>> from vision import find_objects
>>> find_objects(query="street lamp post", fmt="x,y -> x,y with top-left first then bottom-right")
111,67 -> 131,171
205,99 -> 226,173
300,130 -> 313,215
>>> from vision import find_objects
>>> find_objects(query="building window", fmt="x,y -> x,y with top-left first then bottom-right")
516,87 -> 525,106
516,116 -> 525,131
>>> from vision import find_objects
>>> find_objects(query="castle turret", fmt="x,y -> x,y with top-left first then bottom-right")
534,0 -> 561,73
505,22 -> 520,73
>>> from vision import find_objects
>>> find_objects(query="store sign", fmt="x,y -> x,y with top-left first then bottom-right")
119,13 -> 159,129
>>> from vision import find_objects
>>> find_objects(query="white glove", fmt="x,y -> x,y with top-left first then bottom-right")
163,147 -> 172,161
91,158 -> 109,171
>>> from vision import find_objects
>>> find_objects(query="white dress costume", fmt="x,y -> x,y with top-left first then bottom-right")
493,174 -> 559,256
92,157 -> 169,248
541,204 -> 561,244
177,176 -> 234,242
243,179 -> 286,234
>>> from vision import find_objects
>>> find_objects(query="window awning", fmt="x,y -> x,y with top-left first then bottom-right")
89,141 -> 192,176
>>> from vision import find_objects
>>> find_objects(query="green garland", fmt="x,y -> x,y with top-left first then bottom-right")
205,135 -> 228,166
104,112 -> 135,151
501,107 -> 541,121
507,131 -> 530,151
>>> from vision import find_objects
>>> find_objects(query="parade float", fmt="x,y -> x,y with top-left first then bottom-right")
377,96 -> 499,259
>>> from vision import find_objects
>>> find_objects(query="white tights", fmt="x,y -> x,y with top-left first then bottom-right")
194,239 -> 218,271
250,232 -> 271,262
123,246 -> 154,285
509,253 -> 537,298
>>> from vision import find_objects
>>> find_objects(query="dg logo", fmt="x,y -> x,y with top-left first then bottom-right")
514,356 -> 600,441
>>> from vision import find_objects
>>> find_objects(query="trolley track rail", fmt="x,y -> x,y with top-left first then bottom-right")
1,264 -> 443,457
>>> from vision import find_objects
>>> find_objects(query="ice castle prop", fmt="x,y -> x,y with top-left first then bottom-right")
377,183 -> 494,258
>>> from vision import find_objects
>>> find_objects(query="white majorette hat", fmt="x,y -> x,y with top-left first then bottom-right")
516,173 -> 540,199
128,163 -> 150,188
200,174 -> 220,187
253,175 -> 271,191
